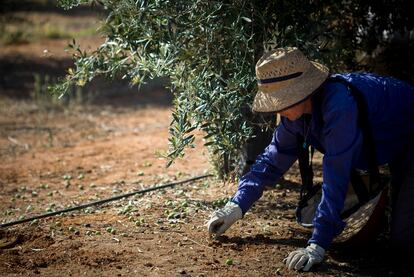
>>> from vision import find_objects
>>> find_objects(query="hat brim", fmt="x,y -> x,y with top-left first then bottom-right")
252,61 -> 329,113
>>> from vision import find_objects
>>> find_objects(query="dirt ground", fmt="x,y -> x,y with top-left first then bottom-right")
0,2 -> 412,277
0,98 -> 396,277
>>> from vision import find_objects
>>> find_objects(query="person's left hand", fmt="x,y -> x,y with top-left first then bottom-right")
284,243 -> 325,271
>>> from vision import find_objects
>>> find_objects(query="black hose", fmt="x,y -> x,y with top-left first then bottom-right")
0,174 -> 213,228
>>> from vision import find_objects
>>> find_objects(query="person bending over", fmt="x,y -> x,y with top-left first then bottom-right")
207,47 -> 414,271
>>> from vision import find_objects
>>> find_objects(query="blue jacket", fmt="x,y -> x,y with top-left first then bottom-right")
232,73 -> 414,249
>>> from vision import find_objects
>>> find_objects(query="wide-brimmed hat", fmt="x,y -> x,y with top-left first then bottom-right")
253,47 -> 329,113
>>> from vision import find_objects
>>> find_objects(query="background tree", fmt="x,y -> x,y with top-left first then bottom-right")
55,0 -> 414,178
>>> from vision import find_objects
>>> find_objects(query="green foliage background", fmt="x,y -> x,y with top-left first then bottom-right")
55,0 -> 413,178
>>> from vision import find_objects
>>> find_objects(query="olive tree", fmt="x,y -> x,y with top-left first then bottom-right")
55,0 -> 413,178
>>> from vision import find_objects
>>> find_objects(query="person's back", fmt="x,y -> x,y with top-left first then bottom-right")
332,73 -> 414,146
327,73 -> 414,165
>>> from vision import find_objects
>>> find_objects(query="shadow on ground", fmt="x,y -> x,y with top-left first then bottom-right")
0,54 -> 173,108
0,0 -> 105,16
1,0 -> 172,108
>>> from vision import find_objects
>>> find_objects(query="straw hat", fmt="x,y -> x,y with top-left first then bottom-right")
253,47 -> 329,112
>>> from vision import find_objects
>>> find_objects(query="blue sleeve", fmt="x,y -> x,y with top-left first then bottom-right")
232,120 -> 298,214
308,85 -> 363,249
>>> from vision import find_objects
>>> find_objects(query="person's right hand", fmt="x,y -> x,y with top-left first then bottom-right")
284,243 -> 325,271
207,201 -> 242,235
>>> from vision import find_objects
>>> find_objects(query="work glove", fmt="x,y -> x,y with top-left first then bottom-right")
207,201 -> 242,235
284,243 -> 325,271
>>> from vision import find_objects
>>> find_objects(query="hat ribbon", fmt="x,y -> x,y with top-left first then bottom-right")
257,71 -> 303,84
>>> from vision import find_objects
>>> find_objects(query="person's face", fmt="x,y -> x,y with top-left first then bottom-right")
278,101 -> 306,121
